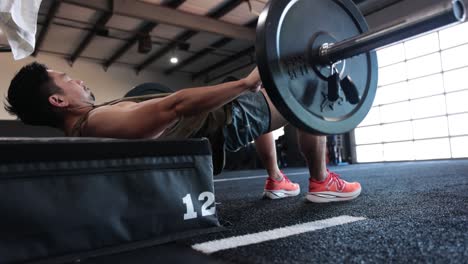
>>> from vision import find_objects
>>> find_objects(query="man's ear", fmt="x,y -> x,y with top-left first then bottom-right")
48,94 -> 69,108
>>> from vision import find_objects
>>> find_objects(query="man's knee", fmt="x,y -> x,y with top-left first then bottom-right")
260,90 -> 287,131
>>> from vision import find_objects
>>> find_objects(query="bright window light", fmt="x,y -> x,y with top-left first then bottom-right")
377,43 -> 405,67
380,101 -> 411,123
410,95 -> 446,119
413,138 -> 451,160
448,113 -> 468,136
354,126 -> 383,145
451,136 -> 468,158
412,117 -> 449,140
439,22 -> 468,49
378,62 -> 407,86
359,107 -> 380,126
408,74 -> 444,99
272,127 -> 284,140
404,32 -> 439,59
375,81 -> 409,105
383,141 -> 415,161
354,21 -> 468,163
356,144 -> 384,163
381,121 -> 413,142
444,67 -> 468,92
406,53 -> 441,79
441,44 -> 468,71
446,90 -> 468,114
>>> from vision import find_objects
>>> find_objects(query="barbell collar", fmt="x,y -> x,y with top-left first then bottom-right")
319,0 -> 466,65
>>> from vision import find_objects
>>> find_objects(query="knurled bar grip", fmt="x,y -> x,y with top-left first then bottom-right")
319,0 -> 466,65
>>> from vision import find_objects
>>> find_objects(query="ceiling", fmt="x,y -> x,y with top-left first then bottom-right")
3,0 -> 384,81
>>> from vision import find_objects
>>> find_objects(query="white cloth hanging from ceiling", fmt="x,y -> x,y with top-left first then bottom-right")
0,0 -> 42,60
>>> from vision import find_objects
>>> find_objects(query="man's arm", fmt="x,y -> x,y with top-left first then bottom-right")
86,68 -> 261,139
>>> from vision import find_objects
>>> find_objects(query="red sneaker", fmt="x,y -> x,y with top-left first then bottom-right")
306,170 -> 361,203
263,172 -> 300,199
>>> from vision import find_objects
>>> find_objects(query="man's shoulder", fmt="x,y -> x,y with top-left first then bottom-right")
87,103 -> 126,123
83,104 -> 126,136
83,100 -> 154,138
90,101 -> 137,114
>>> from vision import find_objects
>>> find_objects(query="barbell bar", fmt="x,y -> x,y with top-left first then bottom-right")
255,0 -> 466,135
319,0 -> 466,65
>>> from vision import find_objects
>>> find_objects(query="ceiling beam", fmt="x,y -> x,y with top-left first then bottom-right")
166,18 -> 258,75
191,0 -> 398,81
135,31 -> 197,73
192,46 -> 255,80
69,9 -> 113,65
103,22 -> 156,70
103,0 -> 186,70
33,0 -> 61,57
164,37 -> 232,75
135,0 -> 245,73
209,0 -> 245,18
359,0 -> 404,16
60,0 -> 256,42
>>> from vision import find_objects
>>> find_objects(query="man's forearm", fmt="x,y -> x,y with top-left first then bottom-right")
172,79 -> 251,117
114,69 -> 259,138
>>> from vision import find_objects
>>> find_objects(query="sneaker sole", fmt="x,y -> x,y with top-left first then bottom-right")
263,188 -> 301,200
305,188 -> 361,203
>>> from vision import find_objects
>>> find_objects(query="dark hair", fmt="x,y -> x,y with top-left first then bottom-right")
4,62 -> 63,127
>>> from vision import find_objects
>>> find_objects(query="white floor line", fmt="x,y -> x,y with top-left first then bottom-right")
213,171 -> 308,183
192,215 -> 366,254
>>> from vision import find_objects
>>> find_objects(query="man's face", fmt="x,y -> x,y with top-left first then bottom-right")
47,70 -> 95,106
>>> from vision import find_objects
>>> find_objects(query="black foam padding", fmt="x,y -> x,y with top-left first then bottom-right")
0,137 -> 211,164
0,137 -> 220,263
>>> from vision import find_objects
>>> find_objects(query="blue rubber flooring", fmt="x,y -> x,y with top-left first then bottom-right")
83,159 -> 468,264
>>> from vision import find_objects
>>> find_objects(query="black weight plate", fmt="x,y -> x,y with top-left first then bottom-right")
124,82 -> 174,97
256,0 -> 378,135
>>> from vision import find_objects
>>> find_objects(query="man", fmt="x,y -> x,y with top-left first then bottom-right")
4,62 -> 361,203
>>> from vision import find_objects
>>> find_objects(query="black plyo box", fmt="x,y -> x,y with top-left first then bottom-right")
0,138 -> 220,263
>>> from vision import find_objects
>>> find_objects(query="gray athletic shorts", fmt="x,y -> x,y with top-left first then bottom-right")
223,92 -> 271,152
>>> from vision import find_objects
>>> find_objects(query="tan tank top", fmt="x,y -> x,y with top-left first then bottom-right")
69,93 -> 232,174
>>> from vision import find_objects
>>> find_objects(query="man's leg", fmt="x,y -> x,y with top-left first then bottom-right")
261,89 -> 329,181
255,132 -> 283,181
299,129 -> 361,203
257,132 -> 300,199
258,90 -> 299,199
296,131 -> 328,181
261,90 -> 361,203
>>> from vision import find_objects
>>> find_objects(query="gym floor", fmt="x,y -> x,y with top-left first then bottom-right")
84,159 -> 468,264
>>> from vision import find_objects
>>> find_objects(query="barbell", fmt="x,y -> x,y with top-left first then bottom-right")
255,0 -> 466,135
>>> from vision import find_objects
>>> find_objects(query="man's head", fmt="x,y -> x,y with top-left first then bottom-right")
4,62 -> 95,128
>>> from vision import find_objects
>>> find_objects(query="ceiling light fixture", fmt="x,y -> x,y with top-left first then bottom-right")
170,56 -> 179,64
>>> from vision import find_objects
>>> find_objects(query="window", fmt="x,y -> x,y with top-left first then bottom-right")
272,127 -> 284,140
354,22 -> 468,162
